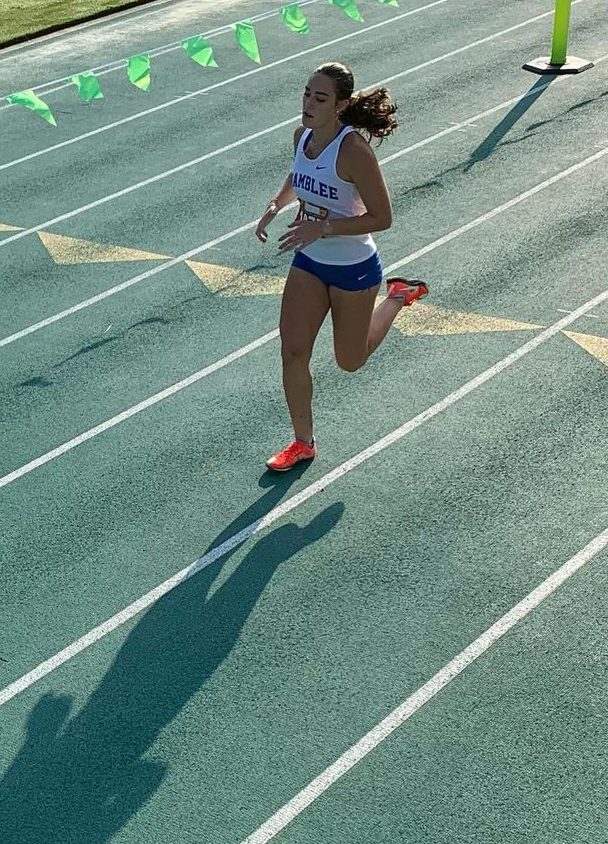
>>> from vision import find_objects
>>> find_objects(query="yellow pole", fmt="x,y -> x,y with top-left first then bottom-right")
550,0 -> 572,66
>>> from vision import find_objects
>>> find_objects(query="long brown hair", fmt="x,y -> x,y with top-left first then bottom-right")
315,61 -> 397,144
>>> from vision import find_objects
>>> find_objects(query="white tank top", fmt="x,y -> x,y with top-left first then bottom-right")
292,124 -> 376,265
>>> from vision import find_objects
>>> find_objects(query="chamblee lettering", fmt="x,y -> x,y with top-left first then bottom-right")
292,172 -> 339,200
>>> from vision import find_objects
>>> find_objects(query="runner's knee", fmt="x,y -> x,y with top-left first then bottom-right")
281,334 -> 313,365
334,348 -> 367,372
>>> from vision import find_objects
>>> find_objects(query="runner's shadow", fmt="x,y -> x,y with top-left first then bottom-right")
463,75 -> 558,172
0,470 -> 344,843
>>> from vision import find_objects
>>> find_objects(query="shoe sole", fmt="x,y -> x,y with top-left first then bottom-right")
387,278 -> 429,305
266,455 -> 316,472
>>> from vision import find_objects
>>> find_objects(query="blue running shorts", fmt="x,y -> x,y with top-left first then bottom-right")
292,251 -> 383,292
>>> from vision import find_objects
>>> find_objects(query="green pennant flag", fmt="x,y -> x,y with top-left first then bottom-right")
127,54 -> 151,90
182,35 -> 218,67
6,90 -> 57,125
328,0 -> 364,21
281,4 -> 310,34
71,72 -> 104,102
232,21 -> 261,64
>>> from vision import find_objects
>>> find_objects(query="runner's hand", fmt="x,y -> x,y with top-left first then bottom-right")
278,220 -> 323,252
256,204 -> 279,243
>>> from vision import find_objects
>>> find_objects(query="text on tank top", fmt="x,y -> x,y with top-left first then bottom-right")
291,124 -> 376,264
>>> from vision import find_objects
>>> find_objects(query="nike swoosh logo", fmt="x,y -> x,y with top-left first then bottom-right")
357,275 -> 368,281
316,165 -> 327,170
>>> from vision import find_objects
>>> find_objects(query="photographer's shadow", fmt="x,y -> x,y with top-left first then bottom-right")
0,468 -> 344,843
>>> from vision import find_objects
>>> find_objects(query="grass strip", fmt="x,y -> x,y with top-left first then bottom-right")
0,0 -> 161,48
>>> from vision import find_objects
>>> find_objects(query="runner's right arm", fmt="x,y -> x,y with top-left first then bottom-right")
255,127 -> 305,242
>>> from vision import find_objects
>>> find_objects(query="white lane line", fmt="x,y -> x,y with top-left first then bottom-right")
2,286 -> 608,707
1,111 -> 606,351
0,328 -> 279,489
0,30 -> 550,243
0,115 -> 300,230
1,142 -> 607,488
10,0 -> 567,105
4,27 -> 571,239
0,218 -> 264,348
6,35 -> 604,244
0,0 -> 449,132
0,0 -> 447,162
0,0 -> 322,94
377,1 -> 583,86
557,308 -> 600,318
240,526 -> 608,844
383,146 -> 608,275
1,0 -> 556,171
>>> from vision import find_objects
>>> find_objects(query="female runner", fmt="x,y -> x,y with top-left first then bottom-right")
256,61 -> 428,472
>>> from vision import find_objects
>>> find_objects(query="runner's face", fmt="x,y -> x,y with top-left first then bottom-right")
302,73 -> 348,128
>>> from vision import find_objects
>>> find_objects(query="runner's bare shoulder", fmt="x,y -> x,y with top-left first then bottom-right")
338,130 -> 376,182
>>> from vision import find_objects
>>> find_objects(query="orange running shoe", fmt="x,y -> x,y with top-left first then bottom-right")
386,277 -> 429,307
266,439 -> 316,472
